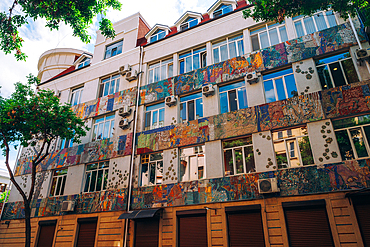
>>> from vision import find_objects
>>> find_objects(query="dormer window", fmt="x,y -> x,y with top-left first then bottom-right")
180,17 -> 198,31
213,4 -> 233,18
104,40 -> 123,59
77,57 -> 91,69
150,29 -> 166,43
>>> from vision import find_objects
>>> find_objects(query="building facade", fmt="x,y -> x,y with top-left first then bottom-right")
1,1 -> 370,246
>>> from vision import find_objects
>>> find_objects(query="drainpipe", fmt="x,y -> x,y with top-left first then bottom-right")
123,45 -> 144,247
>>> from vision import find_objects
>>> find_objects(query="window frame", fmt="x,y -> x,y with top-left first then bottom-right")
150,29 -> 166,43
293,10 -> 338,37
250,22 -> 289,51
139,152 -> 164,186
315,52 -> 359,89
223,136 -> 255,176
179,47 -> 207,74
49,168 -> 68,197
333,115 -> 370,161
263,68 -> 298,103
144,103 -> 165,131
91,114 -> 115,142
104,40 -> 123,59
83,161 -> 109,193
99,74 -> 120,98
213,4 -> 233,18
70,86 -> 84,106
148,58 -> 173,84
179,145 -> 206,182
180,17 -> 199,31
273,127 -> 313,168
180,92 -> 204,123
212,34 -> 244,64
77,57 -> 91,69
219,81 -> 248,114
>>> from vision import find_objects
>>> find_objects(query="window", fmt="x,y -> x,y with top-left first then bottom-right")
223,136 -> 255,176
144,103 -> 165,131
77,57 -> 90,69
179,47 -> 206,74
70,86 -> 83,106
148,59 -> 173,84
60,138 -> 73,149
213,34 -> 244,63
83,161 -> 109,192
226,206 -> 265,246
315,52 -> 359,89
180,17 -> 198,31
76,218 -> 98,247
273,127 -> 314,168
251,22 -> 289,51
99,75 -> 120,97
283,201 -> 334,246
293,10 -> 337,37
263,68 -> 298,103
140,153 -> 163,186
179,145 -> 205,181
37,221 -> 57,247
92,115 -> 115,142
134,218 -> 160,247
177,211 -> 208,247
219,81 -> 248,114
333,114 -> 370,160
49,169 -> 67,197
180,92 -> 203,123
213,4 -> 233,18
104,40 -> 123,59
150,29 -> 166,43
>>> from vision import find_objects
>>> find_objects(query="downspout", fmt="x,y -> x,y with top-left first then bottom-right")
124,45 -> 144,247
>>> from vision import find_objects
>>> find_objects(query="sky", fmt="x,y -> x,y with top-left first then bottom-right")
0,0 -> 217,176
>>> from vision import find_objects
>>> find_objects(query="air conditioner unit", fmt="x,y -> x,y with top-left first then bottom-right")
54,90 -> 61,97
202,84 -> 216,97
258,178 -> 280,194
61,201 -> 75,212
126,70 -> 138,82
118,105 -> 131,117
246,71 -> 260,84
119,64 -> 131,76
355,48 -> 370,61
165,95 -> 177,106
119,119 -> 129,129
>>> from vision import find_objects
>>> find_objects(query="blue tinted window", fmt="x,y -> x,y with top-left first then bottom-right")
264,80 -> 276,103
219,81 -> 245,93
147,103 -> 165,111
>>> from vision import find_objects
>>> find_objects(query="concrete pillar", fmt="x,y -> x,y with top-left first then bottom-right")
164,101 -> 178,126
307,119 -> 342,165
206,41 -> 212,65
83,78 -> 99,102
252,131 -> 277,172
203,86 -> 220,117
285,17 -> 297,40
107,156 -> 131,189
205,140 -> 224,178
292,58 -> 322,95
141,63 -> 148,85
246,76 -> 266,107
64,164 -> 85,195
243,28 -> 252,54
163,148 -> 179,184
173,53 -> 179,76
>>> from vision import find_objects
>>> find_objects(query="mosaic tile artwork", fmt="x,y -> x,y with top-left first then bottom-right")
4,158 -> 369,219
1,189 -> 127,220
72,87 -> 137,119
322,80 -> 370,118
140,22 -> 359,105
130,159 -> 370,209
14,134 -> 133,176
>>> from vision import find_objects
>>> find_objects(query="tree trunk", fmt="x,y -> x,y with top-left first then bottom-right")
24,200 -> 31,247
